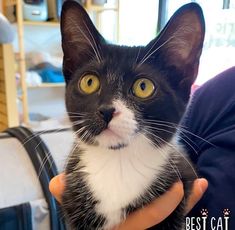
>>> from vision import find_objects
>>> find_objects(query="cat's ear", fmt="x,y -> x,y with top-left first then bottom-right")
143,3 -> 205,100
61,0 -> 105,84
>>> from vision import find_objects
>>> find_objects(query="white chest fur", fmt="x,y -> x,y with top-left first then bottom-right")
79,135 -> 173,228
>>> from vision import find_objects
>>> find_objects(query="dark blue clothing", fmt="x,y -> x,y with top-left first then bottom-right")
181,67 -> 235,228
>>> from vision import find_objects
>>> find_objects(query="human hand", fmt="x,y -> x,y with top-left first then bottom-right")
49,174 -> 208,230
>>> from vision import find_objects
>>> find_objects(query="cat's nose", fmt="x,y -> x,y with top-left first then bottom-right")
98,106 -> 115,124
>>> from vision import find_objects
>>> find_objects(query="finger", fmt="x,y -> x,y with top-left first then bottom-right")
49,173 -> 65,203
115,182 -> 184,230
185,178 -> 208,214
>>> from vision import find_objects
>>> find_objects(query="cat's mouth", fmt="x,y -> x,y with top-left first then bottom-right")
96,127 -> 131,150
108,143 -> 128,150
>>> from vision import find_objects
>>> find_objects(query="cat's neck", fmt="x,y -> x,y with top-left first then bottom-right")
78,133 -> 175,172
76,134 -> 178,226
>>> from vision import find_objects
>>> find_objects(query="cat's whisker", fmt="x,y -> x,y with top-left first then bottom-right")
64,142 -> 80,172
30,128 -> 73,179
35,120 -> 87,178
83,21 -> 103,62
144,118 -> 188,129
134,46 -> 142,64
143,128 -> 197,178
144,125 -> 199,156
129,137 -> 165,196
133,135 -> 160,172
144,119 -> 215,147
71,117 -> 94,125
179,127 -> 216,147
141,131 -> 182,181
137,37 -> 160,66
71,120 -> 89,126
22,130 -> 45,146
137,129 -> 182,179
79,130 -> 89,142
37,150 -> 52,179
66,17 -> 102,63
83,130 -> 91,142
137,35 -> 175,67
22,126 -> 73,146
74,126 -> 88,136
66,111 -> 90,115
67,115 -> 85,119
137,17 -> 175,68
148,143 -> 182,183
16,123 -> 73,180
128,155 -> 151,181
179,131 -> 200,154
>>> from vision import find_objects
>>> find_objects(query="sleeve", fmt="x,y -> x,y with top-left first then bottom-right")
180,67 -> 235,228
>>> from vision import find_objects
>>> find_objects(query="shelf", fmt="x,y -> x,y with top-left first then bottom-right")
22,5 -> 118,26
4,0 -> 17,7
87,5 -> 118,12
23,20 -> 60,27
3,0 -> 119,125
85,0 -> 118,12
27,83 -> 65,88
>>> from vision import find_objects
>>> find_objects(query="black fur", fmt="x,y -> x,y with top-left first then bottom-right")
60,1 -> 205,229
63,146 -> 196,230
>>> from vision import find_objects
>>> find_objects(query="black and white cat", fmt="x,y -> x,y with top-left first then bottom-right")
60,1 -> 205,229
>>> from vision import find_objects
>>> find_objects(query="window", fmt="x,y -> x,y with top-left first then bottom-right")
118,0 -> 159,46
164,0 -> 235,85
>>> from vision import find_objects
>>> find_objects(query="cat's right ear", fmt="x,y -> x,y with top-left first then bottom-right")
61,0 -> 105,84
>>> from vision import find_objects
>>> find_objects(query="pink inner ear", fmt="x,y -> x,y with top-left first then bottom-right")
147,5 -> 204,70
163,18 -> 203,66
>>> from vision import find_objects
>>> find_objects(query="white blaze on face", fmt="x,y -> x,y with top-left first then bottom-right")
78,99 -> 175,228
95,99 -> 138,149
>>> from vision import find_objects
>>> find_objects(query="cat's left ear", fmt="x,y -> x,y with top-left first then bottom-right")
143,3 -> 205,100
61,0 -> 105,84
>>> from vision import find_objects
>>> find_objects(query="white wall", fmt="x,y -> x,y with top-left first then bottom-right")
27,87 -> 66,118
118,0 -> 159,46
13,24 -> 62,58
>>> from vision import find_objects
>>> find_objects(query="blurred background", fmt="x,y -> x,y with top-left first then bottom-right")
1,0 -> 235,130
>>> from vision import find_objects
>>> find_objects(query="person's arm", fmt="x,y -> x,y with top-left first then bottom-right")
49,174 -> 207,229
180,67 -> 235,226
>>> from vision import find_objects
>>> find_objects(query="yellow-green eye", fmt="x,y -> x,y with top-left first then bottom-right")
132,78 -> 155,99
79,74 -> 100,94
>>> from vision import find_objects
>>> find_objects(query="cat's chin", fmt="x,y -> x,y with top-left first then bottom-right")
95,128 -> 133,150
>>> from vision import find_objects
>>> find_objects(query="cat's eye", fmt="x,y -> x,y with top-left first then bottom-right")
132,78 -> 155,99
79,74 -> 100,94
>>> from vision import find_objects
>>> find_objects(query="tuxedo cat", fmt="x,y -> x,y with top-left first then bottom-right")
60,1 -> 205,229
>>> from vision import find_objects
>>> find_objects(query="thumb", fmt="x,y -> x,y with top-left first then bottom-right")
49,173 -> 65,203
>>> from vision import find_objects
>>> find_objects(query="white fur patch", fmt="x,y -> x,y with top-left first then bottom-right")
95,100 -> 137,149
79,136 -> 172,228
76,99 -> 173,228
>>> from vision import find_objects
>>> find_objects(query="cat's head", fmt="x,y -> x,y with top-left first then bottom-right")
61,1 -> 205,149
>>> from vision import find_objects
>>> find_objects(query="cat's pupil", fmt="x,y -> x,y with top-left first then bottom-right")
87,78 -> 93,86
140,82 -> 146,91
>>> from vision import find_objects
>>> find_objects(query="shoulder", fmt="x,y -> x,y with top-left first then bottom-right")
181,67 -> 235,159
